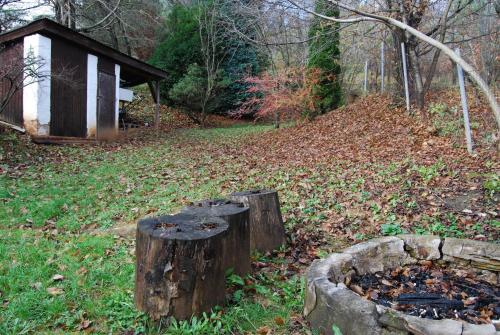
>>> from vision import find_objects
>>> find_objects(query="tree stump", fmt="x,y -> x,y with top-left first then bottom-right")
181,199 -> 251,275
135,213 -> 229,320
229,189 -> 286,253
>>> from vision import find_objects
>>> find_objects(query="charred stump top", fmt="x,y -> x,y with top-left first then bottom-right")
136,213 -> 228,241
183,199 -> 248,218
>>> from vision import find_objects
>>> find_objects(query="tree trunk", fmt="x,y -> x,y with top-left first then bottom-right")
230,189 -> 286,253
181,199 -> 251,276
409,48 -> 426,115
391,29 -> 405,100
135,213 -> 228,320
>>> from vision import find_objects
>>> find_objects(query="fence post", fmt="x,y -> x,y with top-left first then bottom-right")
364,60 -> 369,94
381,42 -> 385,93
401,42 -> 410,113
455,48 -> 474,154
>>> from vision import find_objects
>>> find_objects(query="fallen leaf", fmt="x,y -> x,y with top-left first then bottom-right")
47,287 -> 64,296
76,266 -> 88,275
78,320 -> 92,330
52,274 -> 64,281
381,279 -> 393,287
350,284 -> 364,295
274,316 -> 285,326
257,326 -> 271,335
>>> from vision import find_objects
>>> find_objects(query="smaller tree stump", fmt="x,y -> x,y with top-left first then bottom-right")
135,213 -> 228,320
229,189 -> 286,253
182,199 -> 251,275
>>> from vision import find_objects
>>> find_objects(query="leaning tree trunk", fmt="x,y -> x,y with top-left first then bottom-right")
135,213 -> 228,320
230,190 -> 286,253
181,199 -> 251,276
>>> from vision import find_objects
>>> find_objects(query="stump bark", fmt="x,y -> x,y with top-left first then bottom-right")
229,189 -> 286,253
135,213 -> 229,320
181,199 -> 251,276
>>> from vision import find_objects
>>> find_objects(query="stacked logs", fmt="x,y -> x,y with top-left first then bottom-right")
135,189 -> 286,320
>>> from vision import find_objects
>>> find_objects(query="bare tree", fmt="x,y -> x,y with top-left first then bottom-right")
0,47 -> 49,117
196,0 -> 235,125
1,0 -> 45,32
286,0 -> 500,137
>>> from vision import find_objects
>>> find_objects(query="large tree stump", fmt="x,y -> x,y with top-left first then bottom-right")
181,199 -> 251,276
229,189 -> 286,253
135,213 -> 229,320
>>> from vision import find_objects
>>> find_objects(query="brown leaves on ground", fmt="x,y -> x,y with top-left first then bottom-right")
2,91 -> 498,253
244,94 -> 497,167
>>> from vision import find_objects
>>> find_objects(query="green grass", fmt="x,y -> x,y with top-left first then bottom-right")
0,124 -> 305,334
0,123 -> 497,333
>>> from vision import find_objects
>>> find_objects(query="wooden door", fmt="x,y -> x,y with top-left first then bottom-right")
50,37 -> 87,137
97,71 -> 116,138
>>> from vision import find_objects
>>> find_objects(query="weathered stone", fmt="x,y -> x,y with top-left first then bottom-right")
377,305 -> 465,335
305,237 -> 500,335
442,238 -> 500,272
403,316 -> 463,335
325,253 -> 355,284
462,323 -> 497,335
399,234 -> 442,260
343,236 -> 414,274
305,254 -> 388,335
376,305 -> 410,331
307,283 -> 385,335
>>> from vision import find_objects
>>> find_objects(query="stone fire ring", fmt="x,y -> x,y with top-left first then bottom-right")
304,235 -> 500,335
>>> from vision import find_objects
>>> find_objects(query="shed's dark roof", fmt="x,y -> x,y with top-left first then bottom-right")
0,19 -> 167,86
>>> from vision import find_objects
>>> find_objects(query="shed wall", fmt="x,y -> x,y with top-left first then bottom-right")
0,41 -> 24,127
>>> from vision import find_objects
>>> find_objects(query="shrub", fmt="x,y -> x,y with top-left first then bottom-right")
235,67 -> 321,121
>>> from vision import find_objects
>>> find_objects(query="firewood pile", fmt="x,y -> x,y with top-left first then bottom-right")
134,189 -> 286,320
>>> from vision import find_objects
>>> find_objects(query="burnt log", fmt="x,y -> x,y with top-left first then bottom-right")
229,189 -> 286,253
135,213 -> 228,320
396,293 -> 465,310
181,199 -> 251,276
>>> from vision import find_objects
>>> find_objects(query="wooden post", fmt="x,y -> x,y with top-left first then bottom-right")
154,80 -> 160,129
229,189 -> 285,253
181,199 -> 251,275
364,60 -> 369,94
380,42 -> 385,93
455,48 -> 474,154
401,42 -> 410,113
135,213 -> 228,320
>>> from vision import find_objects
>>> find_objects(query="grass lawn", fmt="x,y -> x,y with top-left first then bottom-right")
1,125 -> 307,334
0,116 -> 498,334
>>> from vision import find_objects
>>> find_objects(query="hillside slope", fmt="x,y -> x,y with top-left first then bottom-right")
237,94 -> 499,242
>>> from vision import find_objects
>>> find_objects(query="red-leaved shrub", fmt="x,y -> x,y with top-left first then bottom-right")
235,67 -> 321,121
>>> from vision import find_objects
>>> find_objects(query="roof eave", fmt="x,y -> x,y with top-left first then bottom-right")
0,19 -> 167,81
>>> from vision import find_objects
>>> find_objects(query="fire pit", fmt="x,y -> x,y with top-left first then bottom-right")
304,235 -> 499,335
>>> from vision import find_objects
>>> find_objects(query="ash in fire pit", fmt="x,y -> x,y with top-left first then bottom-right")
350,263 -> 500,324
305,236 -> 500,335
